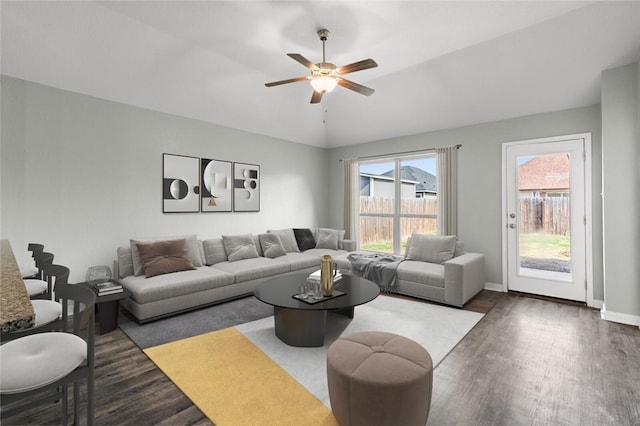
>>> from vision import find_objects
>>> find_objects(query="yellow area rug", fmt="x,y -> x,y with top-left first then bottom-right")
144,327 -> 338,426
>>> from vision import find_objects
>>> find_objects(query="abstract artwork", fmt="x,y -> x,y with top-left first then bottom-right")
163,153 -> 199,213
200,158 -> 232,212
233,162 -> 260,212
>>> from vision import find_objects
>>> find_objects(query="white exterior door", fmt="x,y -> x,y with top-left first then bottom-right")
503,135 -> 589,302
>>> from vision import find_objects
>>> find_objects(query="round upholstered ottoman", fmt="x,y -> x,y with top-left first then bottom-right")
327,331 -> 433,426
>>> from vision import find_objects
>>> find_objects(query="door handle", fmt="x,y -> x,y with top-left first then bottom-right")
509,213 -> 516,219
509,223 -> 516,229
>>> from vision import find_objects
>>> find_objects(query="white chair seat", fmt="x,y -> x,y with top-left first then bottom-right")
20,265 -> 39,278
0,333 -> 86,394
24,279 -> 48,296
31,300 -> 62,327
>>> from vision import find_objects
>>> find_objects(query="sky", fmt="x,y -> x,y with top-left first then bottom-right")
360,157 -> 436,176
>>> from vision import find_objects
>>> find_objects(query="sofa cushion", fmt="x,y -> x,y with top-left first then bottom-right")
293,228 -> 316,251
267,228 -> 300,253
136,239 -> 196,278
315,228 -> 347,250
203,238 -> 227,265
272,252 -> 320,272
131,234 -> 203,276
259,233 -> 287,258
211,257 -> 289,283
117,246 -> 134,278
222,234 -> 260,262
396,260 -> 445,288
120,267 -> 234,304
405,234 -> 457,264
315,228 -> 340,250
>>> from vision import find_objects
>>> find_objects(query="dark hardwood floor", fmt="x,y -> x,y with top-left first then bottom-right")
4,290 -> 640,425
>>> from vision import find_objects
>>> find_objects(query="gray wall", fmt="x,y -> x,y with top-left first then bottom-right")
327,105 -> 604,302
601,62 -> 640,319
1,76 -> 328,281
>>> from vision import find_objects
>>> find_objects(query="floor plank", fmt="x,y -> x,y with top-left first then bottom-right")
3,291 -> 639,425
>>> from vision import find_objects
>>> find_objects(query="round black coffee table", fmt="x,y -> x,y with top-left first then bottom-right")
254,273 -> 380,347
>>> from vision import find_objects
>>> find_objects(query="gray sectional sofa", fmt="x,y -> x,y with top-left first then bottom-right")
115,229 -> 485,323
115,228 -> 355,322
334,234 -> 485,308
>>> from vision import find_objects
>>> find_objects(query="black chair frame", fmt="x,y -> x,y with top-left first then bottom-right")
0,283 -> 96,425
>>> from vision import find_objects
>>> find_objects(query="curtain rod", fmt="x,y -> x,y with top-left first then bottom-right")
339,144 -> 461,162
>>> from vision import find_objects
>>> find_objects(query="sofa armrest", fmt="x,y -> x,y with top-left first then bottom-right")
342,239 -> 357,252
443,253 -> 485,307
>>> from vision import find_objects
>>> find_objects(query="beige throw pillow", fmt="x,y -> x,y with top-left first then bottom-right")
222,234 -> 260,262
259,233 -> 287,258
405,234 -> 457,264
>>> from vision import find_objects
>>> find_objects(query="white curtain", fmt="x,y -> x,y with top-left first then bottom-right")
342,158 -> 359,240
436,146 -> 458,236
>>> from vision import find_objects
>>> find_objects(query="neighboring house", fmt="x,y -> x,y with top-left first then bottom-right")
359,173 -> 418,198
382,166 -> 437,198
518,154 -> 570,198
360,166 -> 437,199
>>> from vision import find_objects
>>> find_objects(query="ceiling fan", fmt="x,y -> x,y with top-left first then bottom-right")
265,29 -> 378,104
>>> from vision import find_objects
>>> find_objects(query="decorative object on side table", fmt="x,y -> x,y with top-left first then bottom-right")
88,279 -> 123,296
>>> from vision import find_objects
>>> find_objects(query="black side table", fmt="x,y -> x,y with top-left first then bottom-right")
79,281 -> 131,334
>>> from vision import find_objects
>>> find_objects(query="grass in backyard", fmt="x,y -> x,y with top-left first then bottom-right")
519,232 -> 570,260
359,240 -> 408,253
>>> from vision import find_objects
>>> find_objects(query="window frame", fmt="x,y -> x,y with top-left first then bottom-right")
358,153 -> 437,254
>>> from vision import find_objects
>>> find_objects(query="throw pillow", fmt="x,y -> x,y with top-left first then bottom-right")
293,228 -> 316,251
202,238 -> 227,265
266,228 -> 300,253
405,234 -> 457,264
131,234 -> 203,276
259,233 -> 287,258
135,239 -> 196,278
222,234 -> 260,262
315,228 -> 339,250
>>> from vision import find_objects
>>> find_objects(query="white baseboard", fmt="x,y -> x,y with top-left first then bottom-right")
590,299 -> 604,310
484,282 -> 504,292
601,304 -> 640,326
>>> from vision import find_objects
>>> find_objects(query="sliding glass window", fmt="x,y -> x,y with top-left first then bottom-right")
358,154 -> 437,254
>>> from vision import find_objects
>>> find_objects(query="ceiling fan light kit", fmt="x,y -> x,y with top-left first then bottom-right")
266,29 -> 378,104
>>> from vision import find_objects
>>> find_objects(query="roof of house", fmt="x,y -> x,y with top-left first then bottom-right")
381,166 -> 437,193
518,154 -> 570,191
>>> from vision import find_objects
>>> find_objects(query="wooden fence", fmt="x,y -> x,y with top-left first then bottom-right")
359,196 -> 570,245
359,197 -> 437,245
519,197 -> 570,235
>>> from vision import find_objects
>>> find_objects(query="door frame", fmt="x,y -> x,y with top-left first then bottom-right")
501,133 -> 594,306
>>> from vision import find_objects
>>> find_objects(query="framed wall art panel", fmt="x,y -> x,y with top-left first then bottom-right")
162,153 -> 200,213
233,162 -> 260,212
201,158 -> 232,212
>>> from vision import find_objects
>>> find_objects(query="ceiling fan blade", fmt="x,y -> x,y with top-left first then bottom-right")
337,59 -> 378,75
337,78 -> 375,96
265,76 -> 308,87
310,90 -> 323,104
288,53 -> 319,71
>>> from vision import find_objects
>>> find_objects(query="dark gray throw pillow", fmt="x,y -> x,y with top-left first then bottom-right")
293,228 -> 316,251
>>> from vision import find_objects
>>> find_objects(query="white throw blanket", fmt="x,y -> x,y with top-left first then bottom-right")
347,252 -> 404,292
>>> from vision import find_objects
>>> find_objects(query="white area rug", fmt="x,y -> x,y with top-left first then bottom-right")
236,295 -> 484,407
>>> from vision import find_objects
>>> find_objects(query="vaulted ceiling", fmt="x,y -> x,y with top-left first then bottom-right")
2,1 -> 639,148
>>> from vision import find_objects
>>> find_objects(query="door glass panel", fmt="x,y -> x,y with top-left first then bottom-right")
517,153 -> 572,282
